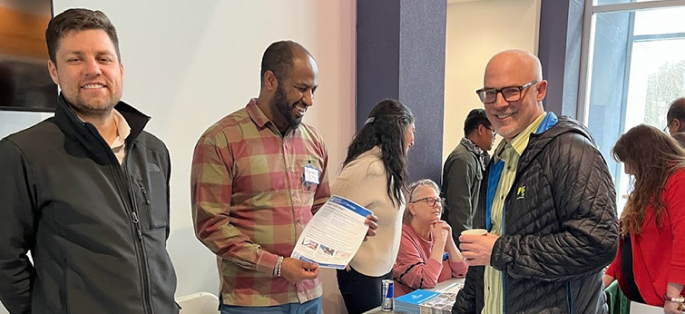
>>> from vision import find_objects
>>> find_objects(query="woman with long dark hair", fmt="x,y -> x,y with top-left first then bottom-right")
332,99 -> 415,314
604,125 -> 685,314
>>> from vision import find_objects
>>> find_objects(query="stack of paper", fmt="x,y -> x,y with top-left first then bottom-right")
394,283 -> 464,314
394,290 -> 441,314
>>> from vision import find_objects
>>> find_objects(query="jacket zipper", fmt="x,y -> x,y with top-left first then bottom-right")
126,173 -> 153,314
85,125 -> 153,314
502,202 -> 506,314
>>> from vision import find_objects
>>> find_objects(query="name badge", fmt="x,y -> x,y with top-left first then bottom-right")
303,165 -> 320,185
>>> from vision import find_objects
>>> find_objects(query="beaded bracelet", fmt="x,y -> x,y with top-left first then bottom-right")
663,294 -> 685,303
274,256 -> 284,277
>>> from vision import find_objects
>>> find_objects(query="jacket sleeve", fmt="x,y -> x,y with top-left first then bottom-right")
392,229 -> 443,290
0,139 -> 37,314
665,171 -> 685,285
191,132 -> 278,274
491,133 -> 619,282
448,259 -> 469,278
453,266 -> 480,314
164,145 -> 172,240
443,154 -> 476,244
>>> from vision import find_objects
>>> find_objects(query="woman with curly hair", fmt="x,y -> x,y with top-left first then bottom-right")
604,125 -> 685,314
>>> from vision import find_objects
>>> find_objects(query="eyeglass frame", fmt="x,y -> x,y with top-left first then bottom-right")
475,80 -> 538,104
408,196 -> 444,208
482,125 -> 497,136
664,119 -> 674,133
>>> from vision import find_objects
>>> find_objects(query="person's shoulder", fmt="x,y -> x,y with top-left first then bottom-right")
340,149 -> 386,178
2,118 -> 62,155
668,167 -> 685,185
198,108 -> 251,141
135,131 -> 169,156
298,122 -> 326,145
448,144 -> 470,157
445,146 -> 476,166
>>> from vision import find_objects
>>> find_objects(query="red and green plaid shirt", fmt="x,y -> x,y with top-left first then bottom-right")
191,99 -> 330,306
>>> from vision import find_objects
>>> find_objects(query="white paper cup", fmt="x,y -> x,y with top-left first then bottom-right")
461,229 -> 487,236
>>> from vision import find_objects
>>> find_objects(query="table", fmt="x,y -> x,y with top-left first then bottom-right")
363,278 -> 465,314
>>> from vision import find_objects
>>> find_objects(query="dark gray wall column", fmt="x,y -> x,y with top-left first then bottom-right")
538,0 -> 584,118
356,0 -> 446,184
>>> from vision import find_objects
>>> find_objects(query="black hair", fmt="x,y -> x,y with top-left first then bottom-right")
343,99 -> 414,205
463,108 -> 491,136
260,40 -> 309,86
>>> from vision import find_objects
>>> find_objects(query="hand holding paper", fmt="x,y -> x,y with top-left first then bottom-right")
364,214 -> 378,240
281,258 -> 319,284
291,196 -> 373,269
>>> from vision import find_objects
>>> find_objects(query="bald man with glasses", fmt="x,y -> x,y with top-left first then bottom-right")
666,97 -> 685,135
453,49 -> 619,314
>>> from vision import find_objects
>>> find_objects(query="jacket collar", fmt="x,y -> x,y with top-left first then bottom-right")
54,93 -> 150,164
461,137 -> 489,171
518,112 -> 595,172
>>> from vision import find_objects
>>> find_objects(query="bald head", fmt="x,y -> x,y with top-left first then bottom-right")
481,49 -> 547,142
260,40 -> 315,86
485,49 -> 542,86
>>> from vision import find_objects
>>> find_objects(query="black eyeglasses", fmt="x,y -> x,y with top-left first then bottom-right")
664,119 -> 673,133
483,125 -> 497,136
409,197 -> 444,208
476,80 -> 538,104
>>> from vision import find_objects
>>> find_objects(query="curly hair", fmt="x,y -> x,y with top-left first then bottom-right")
343,99 -> 414,206
612,124 -> 685,236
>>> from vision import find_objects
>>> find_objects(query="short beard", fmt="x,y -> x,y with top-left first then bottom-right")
272,83 -> 301,129
68,94 -> 118,119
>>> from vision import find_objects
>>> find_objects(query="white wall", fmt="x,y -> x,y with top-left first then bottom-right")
0,1 -> 355,313
443,0 -> 541,160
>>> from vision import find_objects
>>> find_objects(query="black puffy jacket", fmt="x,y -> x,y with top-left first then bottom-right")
453,115 -> 619,314
0,95 -> 178,314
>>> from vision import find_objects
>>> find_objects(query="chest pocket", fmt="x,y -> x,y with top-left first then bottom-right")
297,159 -> 321,201
132,170 -> 169,231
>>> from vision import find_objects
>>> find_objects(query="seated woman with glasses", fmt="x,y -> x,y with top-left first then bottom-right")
604,125 -> 685,314
393,179 -> 468,297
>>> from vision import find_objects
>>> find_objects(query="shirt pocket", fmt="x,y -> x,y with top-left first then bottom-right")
134,172 -> 169,231
298,159 -> 321,201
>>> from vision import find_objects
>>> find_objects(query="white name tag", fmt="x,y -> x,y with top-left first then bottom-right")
303,165 -> 320,185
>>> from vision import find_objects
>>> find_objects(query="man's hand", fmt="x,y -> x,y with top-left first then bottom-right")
458,233 -> 499,266
280,258 -> 319,284
364,214 -> 378,241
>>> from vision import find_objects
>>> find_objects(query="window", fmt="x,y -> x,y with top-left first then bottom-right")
579,0 -> 685,213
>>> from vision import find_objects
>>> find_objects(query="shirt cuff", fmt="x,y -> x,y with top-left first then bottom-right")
255,250 -> 280,274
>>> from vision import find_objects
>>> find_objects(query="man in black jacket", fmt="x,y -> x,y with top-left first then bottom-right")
0,9 -> 178,314
454,49 -> 618,314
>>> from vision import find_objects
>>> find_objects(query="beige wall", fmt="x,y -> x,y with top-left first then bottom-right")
443,0 -> 541,160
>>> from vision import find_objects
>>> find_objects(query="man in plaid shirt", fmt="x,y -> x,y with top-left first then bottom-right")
192,41 -> 371,313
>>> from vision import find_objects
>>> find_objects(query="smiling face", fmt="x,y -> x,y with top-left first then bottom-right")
483,50 -> 546,142
270,52 -> 318,131
48,29 -> 123,117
